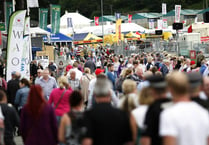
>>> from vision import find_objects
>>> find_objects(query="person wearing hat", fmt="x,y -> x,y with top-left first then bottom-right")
187,72 -> 209,110
140,75 -> 171,145
160,71 -> 209,145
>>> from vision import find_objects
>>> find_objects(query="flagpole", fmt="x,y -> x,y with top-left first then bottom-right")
12,0 -> 15,12
101,0 -> 104,45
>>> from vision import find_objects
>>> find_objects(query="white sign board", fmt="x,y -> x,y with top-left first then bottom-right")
162,3 -> 167,15
175,5 -> 181,23
27,0 -> 39,8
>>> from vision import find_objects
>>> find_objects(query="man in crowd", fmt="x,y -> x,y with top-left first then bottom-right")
187,72 -> 209,110
160,71 -> 209,145
68,69 -> 81,91
140,75 -> 170,145
83,78 -> 133,145
68,62 -> 83,80
7,72 -> 21,106
35,68 -> 57,100
106,63 -> 116,90
0,89 -> 20,145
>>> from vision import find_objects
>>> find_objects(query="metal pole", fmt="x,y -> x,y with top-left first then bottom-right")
101,0 -> 104,45
12,0 -> 15,12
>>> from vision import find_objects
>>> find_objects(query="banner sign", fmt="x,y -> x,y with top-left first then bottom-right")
115,13 -> 121,20
149,19 -> 155,29
51,5 -> 61,34
175,5 -> 181,23
4,1 -> 13,31
115,19 -> 122,43
39,8 -> 48,30
26,0 -> 39,8
162,19 -> 168,29
6,10 -> 26,81
94,17 -> 99,26
67,17 -> 73,28
22,17 -> 32,80
162,3 -> 167,15
157,19 -> 163,29
128,14 -> 132,23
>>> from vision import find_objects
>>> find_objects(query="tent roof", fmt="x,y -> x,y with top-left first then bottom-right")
43,28 -> 73,42
30,27 -> 50,36
198,7 -> 209,14
76,23 -> 148,36
132,13 -> 162,19
74,33 -> 89,41
164,9 -> 202,17
97,15 -> 128,22
60,12 -> 92,27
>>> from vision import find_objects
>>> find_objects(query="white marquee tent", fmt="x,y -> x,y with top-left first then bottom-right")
60,11 -> 92,30
75,23 -> 149,36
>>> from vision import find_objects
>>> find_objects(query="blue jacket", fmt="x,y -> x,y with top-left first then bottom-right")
15,86 -> 30,108
107,71 -> 116,89
200,64 -> 207,75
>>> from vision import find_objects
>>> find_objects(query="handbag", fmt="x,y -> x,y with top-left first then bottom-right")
54,90 -> 67,109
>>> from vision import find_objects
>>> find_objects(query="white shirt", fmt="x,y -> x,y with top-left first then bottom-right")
132,105 -> 148,128
160,102 -> 209,145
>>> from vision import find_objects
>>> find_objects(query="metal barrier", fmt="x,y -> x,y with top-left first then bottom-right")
112,41 -> 209,56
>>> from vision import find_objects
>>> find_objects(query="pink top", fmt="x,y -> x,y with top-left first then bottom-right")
48,88 -> 72,116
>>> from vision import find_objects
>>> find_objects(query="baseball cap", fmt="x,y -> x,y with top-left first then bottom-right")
95,68 -> 104,76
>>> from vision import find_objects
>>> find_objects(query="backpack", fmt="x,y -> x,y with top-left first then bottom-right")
65,111 -> 86,145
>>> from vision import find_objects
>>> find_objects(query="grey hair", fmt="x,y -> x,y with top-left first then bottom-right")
93,78 -> 112,97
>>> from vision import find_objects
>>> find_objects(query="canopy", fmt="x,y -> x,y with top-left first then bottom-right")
164,9 -> 202,17
76,23 -> 148,36
43,28 -> 73,42
60,12 -> 92,29
125,32 -> 141,41
95,15 -> 128,22
104,34 -> 124,45
30,27 -> 50,36
198,7 -> 209,14
73,33 -> 102,45
132,13 -> 162,20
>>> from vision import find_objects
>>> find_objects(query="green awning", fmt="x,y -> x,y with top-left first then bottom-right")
198,7 -> 209,14
164,9 -> 202,17
132,13 -> 162,20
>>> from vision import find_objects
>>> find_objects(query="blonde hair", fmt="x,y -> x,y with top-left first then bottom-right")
84,67 -> 91,74
139,87 -> 154,105
58,76 -> 68,89
122,79 -> 136,95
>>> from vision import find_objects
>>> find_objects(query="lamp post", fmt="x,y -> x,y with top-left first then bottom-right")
101,0 -> 104,45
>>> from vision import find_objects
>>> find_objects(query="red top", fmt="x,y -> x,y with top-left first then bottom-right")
48,88 -> 72,116
66,64 -> 73,72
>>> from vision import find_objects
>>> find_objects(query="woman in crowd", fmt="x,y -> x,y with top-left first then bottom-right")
80,68 -> 95,106
57,61 -> 64,77
58,91 -> 85,145
20,85 -> 58,145
48,76 -> 72,123
14,78 -> 30,114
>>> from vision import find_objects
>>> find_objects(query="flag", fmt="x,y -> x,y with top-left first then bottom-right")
50,4 -> 61,34
128,14 -> 132,23
162,19 -> 168,29
157,19 -> 163,29
39,8 -> 48,30
6,10 -> 26,81
188,25 -> 192,33
175,5 -> 181,23
67,18 -> 73,28
149,19 -> 155,29
4,1 -> 13,31
115,19 -> 122,43
26,0 -> 39,8
94,17 -> 99,26
162,3 -> 167,15
22,17 -> 31,80
115,13 -> 121,20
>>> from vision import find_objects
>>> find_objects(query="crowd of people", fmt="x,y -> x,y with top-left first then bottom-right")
0,46 -> 209,145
